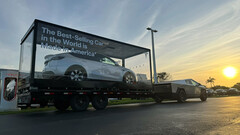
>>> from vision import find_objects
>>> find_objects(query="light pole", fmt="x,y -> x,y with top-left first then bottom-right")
147,27 -> 158,84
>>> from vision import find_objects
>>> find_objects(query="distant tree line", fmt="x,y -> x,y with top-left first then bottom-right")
206,77 -> 240,90
232,83 -> 240,90
211,85 -> 229,90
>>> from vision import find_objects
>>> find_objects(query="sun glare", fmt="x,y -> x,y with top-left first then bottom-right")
223,67 -> 237,78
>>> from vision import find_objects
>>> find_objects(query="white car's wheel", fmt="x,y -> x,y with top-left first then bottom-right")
70,70 -> 84,81
65,66 -> 87,81
123,72 -> 136,84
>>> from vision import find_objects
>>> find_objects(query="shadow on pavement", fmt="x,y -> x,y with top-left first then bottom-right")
15,99 -> 205,119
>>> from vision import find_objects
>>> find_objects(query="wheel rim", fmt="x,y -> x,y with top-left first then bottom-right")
71,95 -> 89,111
154,96 -> 162,103
202,92 -> 207,99
97,97 -> 106,104
92,95 -> 108,110
180,91 -> 186,101
70,69 -> 84,81
76,96 -> 86,106
125,74 -> 134,84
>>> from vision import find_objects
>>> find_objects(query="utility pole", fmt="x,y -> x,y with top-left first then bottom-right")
147,27 -> 158,84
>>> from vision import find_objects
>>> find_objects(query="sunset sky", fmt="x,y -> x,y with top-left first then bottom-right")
0,0 -> 239,87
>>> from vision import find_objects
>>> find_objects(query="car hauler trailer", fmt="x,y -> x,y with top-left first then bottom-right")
18,20 -> 207,111
17,20 -> 156,111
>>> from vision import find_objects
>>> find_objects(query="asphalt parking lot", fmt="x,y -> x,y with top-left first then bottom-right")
0,97 -> 240,135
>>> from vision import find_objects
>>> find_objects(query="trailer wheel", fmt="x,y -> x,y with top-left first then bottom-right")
92,95 -> 108,110
54,99 -> 69,111
177,90 -> 186,103
200,90 -> 207,101
70,95 -> 89,111
65,65 -> 87,81
123,72 -> 136,84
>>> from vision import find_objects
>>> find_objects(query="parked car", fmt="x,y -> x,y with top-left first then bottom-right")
154,79 -> 207,103
215,89 -> 227,96
227,88 -> 239,96
206,89 -> 215,97
43,52 -> 136,84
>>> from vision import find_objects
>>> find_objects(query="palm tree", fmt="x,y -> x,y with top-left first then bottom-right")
206,77 -> 215,87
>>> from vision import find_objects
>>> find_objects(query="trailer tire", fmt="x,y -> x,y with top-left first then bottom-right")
70,95 -> 89,111
54,99 -> 69,111
177,90 -> 187,103
200,90 -> 207,101
92,95 -> 108,110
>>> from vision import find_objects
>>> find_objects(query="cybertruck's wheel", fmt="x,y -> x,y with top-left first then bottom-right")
153,96 -> 163,103
123,72 -> 136,84
200,90 -> 207,101
92,95 -> 108,110
65,66 -> 87,81
70,95 -> 89,111
54,99 -> 70,111
177,90 -> 187,103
